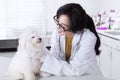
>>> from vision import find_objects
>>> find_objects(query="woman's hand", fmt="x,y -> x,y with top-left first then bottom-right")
57,27 -> 65,36
57,27 -> 74,37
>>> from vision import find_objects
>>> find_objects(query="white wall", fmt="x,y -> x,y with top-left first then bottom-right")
100,0 -> 120,12
70,0 -> 101,15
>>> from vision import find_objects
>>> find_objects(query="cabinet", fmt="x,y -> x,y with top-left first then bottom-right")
98,34 -> 120,80
111,49 -> 120,80
99,43 -> 112,78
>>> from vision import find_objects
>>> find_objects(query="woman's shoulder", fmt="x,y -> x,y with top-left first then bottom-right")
77,28 -> 97,41
84,28 -> 96,37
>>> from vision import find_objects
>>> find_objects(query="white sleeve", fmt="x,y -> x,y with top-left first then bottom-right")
41,33 -> 97,76
49,30 -> 60,58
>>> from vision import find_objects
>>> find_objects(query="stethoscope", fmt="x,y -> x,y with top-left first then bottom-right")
58,31 -> 84,59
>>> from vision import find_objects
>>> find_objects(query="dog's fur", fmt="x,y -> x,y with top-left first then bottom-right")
7,29 -> 47,80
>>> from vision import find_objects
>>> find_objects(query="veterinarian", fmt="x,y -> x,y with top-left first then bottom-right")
41,3 -> 102,76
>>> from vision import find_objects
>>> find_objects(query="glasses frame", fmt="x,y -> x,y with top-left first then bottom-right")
53,15 -> 70,31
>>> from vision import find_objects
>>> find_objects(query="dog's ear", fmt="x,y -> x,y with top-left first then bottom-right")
17,35 -> 27,51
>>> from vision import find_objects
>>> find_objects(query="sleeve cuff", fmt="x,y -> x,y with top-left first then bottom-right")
40,55 -> 66,75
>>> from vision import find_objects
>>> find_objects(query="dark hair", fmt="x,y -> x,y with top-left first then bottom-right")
56,3 -> 86,33
56,3 -> 101,55
86,14 -> 101,55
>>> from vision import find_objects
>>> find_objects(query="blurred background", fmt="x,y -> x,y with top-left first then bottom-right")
0,0 -> 120,40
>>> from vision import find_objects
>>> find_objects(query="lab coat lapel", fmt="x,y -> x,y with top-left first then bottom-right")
59,35 -> 66,58
59,33 -> 82,60
60,34 -> 81,53
61,35 -> 65,53
72,33 -> 81,49
70,33 -> 81,59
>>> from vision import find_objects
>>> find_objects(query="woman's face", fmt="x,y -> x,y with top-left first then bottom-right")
55,14 -> 74,36
57,15 -> 70,31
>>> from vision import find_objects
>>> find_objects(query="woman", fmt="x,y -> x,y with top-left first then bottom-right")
41,3 -> 102,76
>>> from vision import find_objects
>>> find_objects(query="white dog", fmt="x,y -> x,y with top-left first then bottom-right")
7,29 -> 48,80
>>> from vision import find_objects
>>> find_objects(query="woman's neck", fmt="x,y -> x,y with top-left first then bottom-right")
65,31 -> 74,37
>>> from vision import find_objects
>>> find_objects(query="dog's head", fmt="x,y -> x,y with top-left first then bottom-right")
18,29 -> 45,52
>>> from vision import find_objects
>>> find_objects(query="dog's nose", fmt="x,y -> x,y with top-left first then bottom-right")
39,38 -> 42,41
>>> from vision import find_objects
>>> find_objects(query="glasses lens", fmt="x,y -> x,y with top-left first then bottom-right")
53,16 -> 58,24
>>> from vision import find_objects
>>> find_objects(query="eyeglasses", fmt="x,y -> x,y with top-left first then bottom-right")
53,15 -> 70,31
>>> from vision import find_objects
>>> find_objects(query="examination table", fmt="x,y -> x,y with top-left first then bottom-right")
0,57 -> 112,80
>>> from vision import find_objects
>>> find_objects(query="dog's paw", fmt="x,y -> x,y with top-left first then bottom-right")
14,74 -> 24,80
3,72 -> 24,80
41,72 -> 52,77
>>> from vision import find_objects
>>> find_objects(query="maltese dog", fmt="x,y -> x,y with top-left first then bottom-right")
7,29 -> 49,80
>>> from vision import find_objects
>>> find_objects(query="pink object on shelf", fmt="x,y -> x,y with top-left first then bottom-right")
96,26 -> 107,30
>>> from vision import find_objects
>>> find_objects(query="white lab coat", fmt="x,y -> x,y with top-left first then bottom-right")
41,28 -> 102,76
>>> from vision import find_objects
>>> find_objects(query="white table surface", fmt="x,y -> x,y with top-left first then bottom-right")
0,57 -> 112,80
97,30 -> 120,41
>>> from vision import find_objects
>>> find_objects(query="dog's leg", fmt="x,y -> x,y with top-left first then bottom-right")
24,72 -> 35,80
12,73 -> 24,80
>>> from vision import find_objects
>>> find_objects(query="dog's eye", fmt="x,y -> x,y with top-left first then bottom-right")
32,36 -> 35,38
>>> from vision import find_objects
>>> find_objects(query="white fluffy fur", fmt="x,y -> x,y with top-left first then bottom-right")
7,29 -> 47,80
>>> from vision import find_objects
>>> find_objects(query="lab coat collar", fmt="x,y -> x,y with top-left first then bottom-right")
59,28 -> 88,54
72,28 -> 88,48
59,33 -> 82,54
